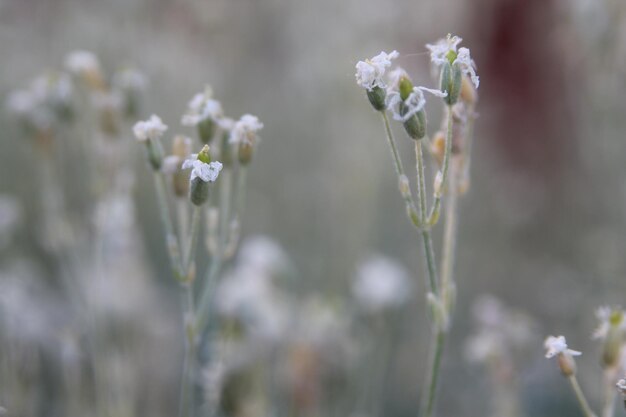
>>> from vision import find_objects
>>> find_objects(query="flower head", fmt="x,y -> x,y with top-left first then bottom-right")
229,114 -> 264,146
181,87 -> 224,127
426,35 -> 479,89
544,335 -> 581,358
133,114 -> 167,142
64,50 -> 100,75
355,50 -> 399,91
593,306 -> 626,340
182,147 -> 223,183
426,35 -> 463,66
352,255 -> 412,312
387,85 -> 447,122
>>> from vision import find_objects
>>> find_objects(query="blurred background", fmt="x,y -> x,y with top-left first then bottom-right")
1,0 -> 626,416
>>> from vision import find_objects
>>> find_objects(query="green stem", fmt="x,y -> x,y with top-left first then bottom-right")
183,207 -> 202,280
194,257 -> 223,334
602,370 -> 616,417
428,105 -> 454,225
422,329 -> 445,417
415,141 -> 428,224
179,283 -> 197,417
568,375 -> 598,417
380,112 -> 420,226
153,171 -> 183,278
440,163 -> 458,312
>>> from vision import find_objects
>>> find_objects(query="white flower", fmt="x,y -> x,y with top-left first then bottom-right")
355,50 -> 399,91
455,47 -> 480,89
132,114 -> 167,141
6,90 -> 37,116
352,255 -> 411,312
617,378 -> 626,395
64,50 -> 100,74
229,114 -> 264,146
238,236 -> 289,275
181,158 -> 223,183
386,86 -> 447,122
593,306 -> 626,340
426,35 -> 463,66
426,35 -> 479,89
112,68 -> 148,92
544,335 -> 582,358
181,88 -> 224,127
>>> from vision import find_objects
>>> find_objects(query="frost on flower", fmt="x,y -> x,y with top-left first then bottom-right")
426,35 -> 479,89
426,35 -> 463,66
387,85 -> 447,122
182,157 -> 223,183
352,255 -> 411,312
181,87 -> 224,127
544,335 -> 582,358
229,114 -> 264,146
355,50 -> 399,91
132,114 -> 168,141
64,50 -> 100,74
592,306 -> 626,340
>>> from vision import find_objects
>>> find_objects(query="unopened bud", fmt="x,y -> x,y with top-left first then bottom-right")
366,86 -> 386,112
172,136 -> 192,197
460,75 -> 478,105
440,62 -> 462,106
398,174 -> 410,197
434,171 -> 444,197
430,130 -> 445,166
557,352 -> 577,376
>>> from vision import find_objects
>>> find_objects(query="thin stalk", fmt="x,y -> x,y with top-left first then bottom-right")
179,282 -> 197,417
153,172 -> 183,278
183,207 -> 203,280
380,112 -> 420,226
414,141 -> 439,295
422,329 -> 445,417
440,163 -> 458,310
602,370 -> 617,417
568,375 -> 598,417
195,257 -> 223,334
427,105 -> 454,225
420,105 -> 456,417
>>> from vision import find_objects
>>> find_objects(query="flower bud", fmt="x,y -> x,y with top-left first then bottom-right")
238,143 -> 254,165
430,130 -> 446,167
440,62 -> 462,106
398,174 -> 410,197
460,75 -> 478,105
366,86 -> 386,111
172,136 -> 192,198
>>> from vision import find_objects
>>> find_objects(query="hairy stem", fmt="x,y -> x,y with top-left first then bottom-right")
380,111 -> 420,226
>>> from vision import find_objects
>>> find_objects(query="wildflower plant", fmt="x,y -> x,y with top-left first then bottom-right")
355,33 -> 478,417
134,86 -> 263,417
